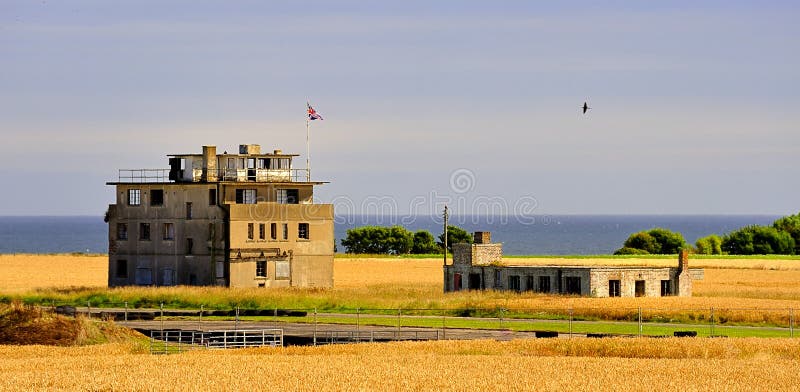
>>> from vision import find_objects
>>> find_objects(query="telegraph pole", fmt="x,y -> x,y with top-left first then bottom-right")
443,205 -> 448,266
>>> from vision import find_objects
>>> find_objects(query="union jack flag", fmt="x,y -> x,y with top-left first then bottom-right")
307,102 -> 323,121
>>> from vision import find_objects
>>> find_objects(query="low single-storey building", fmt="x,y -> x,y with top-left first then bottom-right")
443,232 -> 703,297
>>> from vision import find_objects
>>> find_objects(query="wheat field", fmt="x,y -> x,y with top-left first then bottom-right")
1,339 -> 799,391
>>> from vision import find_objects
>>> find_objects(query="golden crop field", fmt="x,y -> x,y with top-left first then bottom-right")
0,339 -> 799,391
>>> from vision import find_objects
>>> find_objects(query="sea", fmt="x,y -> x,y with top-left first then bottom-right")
0,215 -> 781,255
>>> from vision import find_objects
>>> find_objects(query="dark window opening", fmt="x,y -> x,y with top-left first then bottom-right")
282,223 -> 289,240
525,275 -> 534,291
509,275 -> 521,292
270,223 -> 277,240
247,223 -> 254,240
538,276 -> 551,293
661,280 -> 672,296
468,273 -> 481,290
453,273 -> 462,291
150,189 -> 164,206
186,238 -> 194,255
139,223 -> 150,241
609,280 -> 621,297
116,260 -> 128,279
298,223 -> 309,239
256,261 -> 266,277
635,280 -> 646,297
235,189 -> 257,204
128,189 -> 141,206
259,223 -> 266,240
209,189 -> 217,206
565,277 -> 581,295
277,189 -> 299,204
186,202 -> 193,220
117,223 -> 128,240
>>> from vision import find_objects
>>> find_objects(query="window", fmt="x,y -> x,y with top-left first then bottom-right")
525,276 -> 534,291
163,223 -> 174,240
635,280 -> 646,297
256,261 -> 266,277
282,223 -> 289,240
565,277 -> 581,294
538,276 -> 551,293
270,158 -> 290,169
135,267 -> 152,285
128,189 -> 141,206
227,158 -> 236,169
259,223 -> 266,240
235,189 -> 257,204
116,259 -> 128,279
186,202 -> 193,220
298,223 -> 309,239
276,189 -> 299,204
609,280 -> 621,297
209,189 -> 217,206
150,189 -> 164,206
117,223 -> 128,240
661,280 -> 672,296
509,275 -> 521,292
494,270 -> 502,288
247,223 -> 254,240
258,158 -> 270,169
270,223 -> 277,240
469,273 -> 481,290
186,238 -> 193,255
139,223 -> 150,240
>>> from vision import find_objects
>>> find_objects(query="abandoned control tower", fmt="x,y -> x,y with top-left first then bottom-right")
105,144 -> 334,288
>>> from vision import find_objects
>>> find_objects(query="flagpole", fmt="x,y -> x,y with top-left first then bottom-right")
306,117 -> 310,181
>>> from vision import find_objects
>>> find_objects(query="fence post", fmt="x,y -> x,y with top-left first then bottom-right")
87,301 -> 91,319
235,306 -> 240,331
313,307 -> 317,346
442,309 -> 446,340
274,306 -> 278,329
124,301 -> 128,322
638,307 -> 642,337
397,308 -> 402,334
569,308 -> 574,338
159,302 -> 164,333
356,308 -> 360,341
198,305 -> 203,330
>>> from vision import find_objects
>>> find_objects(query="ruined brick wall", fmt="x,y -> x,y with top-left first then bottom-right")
677,250 -> 693,297
452,243 -> 473,265
472,244 -> 502,265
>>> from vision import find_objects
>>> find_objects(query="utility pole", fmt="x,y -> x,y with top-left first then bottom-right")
443,205 -> 449,267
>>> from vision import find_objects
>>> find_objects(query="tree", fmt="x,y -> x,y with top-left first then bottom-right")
613,247 -> 650,255
722,225 -> 795,255
411,230 -> 442,254
437,225 -> 472,253
695,234 -> 723,255
341,226 -> 414,254
773,213 -> 800,254
617,228 -> 686,255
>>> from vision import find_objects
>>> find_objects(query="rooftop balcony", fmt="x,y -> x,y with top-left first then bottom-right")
116,168 -> 311,183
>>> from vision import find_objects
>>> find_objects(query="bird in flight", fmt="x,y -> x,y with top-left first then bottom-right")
582,102 -> 591,114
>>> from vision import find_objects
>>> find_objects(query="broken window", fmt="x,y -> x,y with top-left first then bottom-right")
635,280 -> 646,297
163,223 -> 175,240
259,223 -> 266,240
256,261 -> 266,277
117,223 -> 128,240
275,260 -> 290,279
494,270 -> 502,288
276,189 -> 299,204
227,158 -> 236,169
608,280 -> 621,297
128,189 -> 141,206
209,189 -> 217,206
186,202 -> 193,220
186,238 -> 193,255
509,275 -> 521,292
139,223 -> 150,241
525,275 -> 534,291
258,158 -> 270,169
235,189 -> 257,204
661,280 -> 672,296
298,223 -> 309,239
282,223 -> 288,240
116,259 -> 128,279
150,189 -> 164,206
538,276 -> 551,293
247,223 -> 254,240
565,277 -> 581,294
469,273 -> 481,290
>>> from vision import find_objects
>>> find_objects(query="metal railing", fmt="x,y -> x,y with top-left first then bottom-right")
114,168 -> 311,183
149,328 -> 283,354
117,169 -> 170,183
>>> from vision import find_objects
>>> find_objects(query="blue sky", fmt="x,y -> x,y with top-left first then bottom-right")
1,1 -> 797,215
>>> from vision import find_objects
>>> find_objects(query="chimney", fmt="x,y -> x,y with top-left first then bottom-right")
474,231 -> 491,244
678,249 -> 689,271
202,145 -> 217,182
273,149 -> 282,155
239,144 -> 261,155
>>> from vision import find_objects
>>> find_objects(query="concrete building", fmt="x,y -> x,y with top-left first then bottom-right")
444,232 -> 702,297
105,144 -> 334,288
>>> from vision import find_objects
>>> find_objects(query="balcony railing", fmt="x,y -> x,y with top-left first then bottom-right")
115,168 -> 311,183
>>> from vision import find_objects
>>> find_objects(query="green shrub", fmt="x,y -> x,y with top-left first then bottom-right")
613,247 -> 650,255
722,225 -> 795,255
695,234 -> 723,255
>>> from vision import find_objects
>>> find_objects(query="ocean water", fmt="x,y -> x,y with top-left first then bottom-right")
0,215 -> 781,255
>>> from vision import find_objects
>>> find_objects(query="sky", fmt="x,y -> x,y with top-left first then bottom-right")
0,1 -> 797,216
